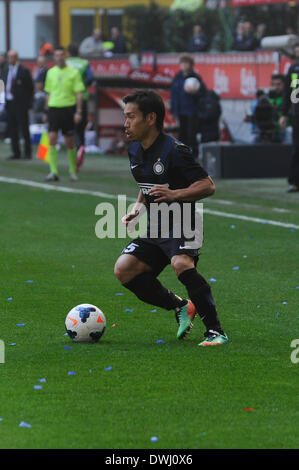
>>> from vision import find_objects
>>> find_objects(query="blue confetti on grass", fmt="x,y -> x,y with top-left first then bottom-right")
34,385 -> 43,390
151,309 -> 157,312
151,436 -> 159,442
156,339 -> 165,344
232,266 -> 240,270
19,421 -> 31,428
16,323 -> 26,327
230,225 -> 236,229
64,346 -> 71,350
25,280 -> 34,283
210,278 -> 217,282
125,308 -> 134,312
105,366 -> 112,372
276,312 -> 280,317
243,255 -> 247,259
282,301 -> 287,305
0,418 -> 3,422
290,229 -> 295,233
7,297 -> 12,301
115,293 -> 124,296
9,343 -> 16,346
37,378 -> 46,383
68,371 -> 76,376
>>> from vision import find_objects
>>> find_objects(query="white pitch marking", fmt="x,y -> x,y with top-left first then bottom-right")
0,176 -> 298,230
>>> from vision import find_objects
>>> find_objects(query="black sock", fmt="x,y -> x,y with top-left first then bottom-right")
123,272 -> 186,311
178,268 -> 223,334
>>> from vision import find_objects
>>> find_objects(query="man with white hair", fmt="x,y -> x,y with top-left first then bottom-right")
2,50 -> 34,160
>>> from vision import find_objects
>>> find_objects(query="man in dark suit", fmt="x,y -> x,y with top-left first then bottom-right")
3,50 -> 34,160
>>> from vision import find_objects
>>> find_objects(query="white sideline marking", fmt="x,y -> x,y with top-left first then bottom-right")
0,176 -> 298,230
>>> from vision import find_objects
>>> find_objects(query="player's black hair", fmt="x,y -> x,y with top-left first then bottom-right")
123,90 -> 165,131
67,43 -> 79,57
271,73 -> 285,83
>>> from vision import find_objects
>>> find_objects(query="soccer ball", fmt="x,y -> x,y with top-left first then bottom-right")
184,77 -> 200,94
65,304 -> 106,343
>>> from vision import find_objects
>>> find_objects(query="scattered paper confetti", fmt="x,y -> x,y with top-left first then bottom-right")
276,312 -> 280,317
68,371 -> 76,376
33,385 -> 43,390
156,339 -> 165,344
230,225 -> 236,229
282,301 -> 287,305
151,436 -> 158,442
124,308 -> 134,312
115,293 -> 124,296
111,323 -> 116,328
243,255 -> 247,258
257,305 -> 261,309
7,297 -> 12,301
16,323 -> 26,327
151,309 -> 157,312
244,407 -> 255,412
25,280 -> 34,283
290,229 -> 295,233
250,235 -> 254,239
296,287 -> 299,289
0,418 -> 3,422
19,421 -> 32,428
105,366 -> 112,372
37,378 -> 46,383
64,346 -> 71,350
9,343 -> 16,346
232,266 -> 240,270
63,333 -> 68,336
89,369 -> 92,373
210,278 -> 217,282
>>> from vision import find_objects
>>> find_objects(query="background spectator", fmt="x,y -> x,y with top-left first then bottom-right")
110,27 -> 127,54
232,21 -> 257,51
34,55 -> 48,86
79,29 -> 105,57
39,37 -> 54,58
197,88 -> 222,143
2,49 -> 34,159
188,24 -> 208,53
0,52 -> 7,80
255,23 -> 267,50
31,80 -> 46,124
170,53 -> 206,158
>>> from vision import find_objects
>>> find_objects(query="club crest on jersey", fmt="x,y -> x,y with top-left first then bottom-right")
153,159 -> 164,175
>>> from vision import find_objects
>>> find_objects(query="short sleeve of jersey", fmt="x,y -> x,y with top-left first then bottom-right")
170,144 -> 208,185
73,69 -> 85,93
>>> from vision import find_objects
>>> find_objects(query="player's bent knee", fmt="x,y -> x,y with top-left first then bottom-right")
114,255 -> 143,284
171,256 -> 195,276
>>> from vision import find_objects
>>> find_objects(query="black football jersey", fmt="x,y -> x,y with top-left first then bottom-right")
128,132 -> 208,206
128,133 -> 208,237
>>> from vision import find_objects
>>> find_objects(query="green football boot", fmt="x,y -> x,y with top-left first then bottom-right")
175,300 -> 197,340
198,330 -> 229,347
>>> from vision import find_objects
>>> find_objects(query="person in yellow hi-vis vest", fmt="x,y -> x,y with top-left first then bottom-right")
280,43 -> 299,193
43,46 -> 84,182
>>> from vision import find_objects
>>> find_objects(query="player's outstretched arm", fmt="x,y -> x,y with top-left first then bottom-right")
149,176 -> 215,202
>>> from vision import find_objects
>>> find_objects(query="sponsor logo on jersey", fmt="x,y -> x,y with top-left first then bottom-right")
138,182 -> 169,195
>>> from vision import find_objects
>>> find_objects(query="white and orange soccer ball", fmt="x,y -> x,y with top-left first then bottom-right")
184,77 -> 200,94
65,304 -> 106,342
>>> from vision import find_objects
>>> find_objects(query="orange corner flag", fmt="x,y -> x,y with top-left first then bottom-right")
37,132 -> 50,163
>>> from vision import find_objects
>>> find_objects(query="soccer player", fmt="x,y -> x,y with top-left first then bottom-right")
66,44 -> 94,171
114,90 -> 228,347
43,46 -> 85,182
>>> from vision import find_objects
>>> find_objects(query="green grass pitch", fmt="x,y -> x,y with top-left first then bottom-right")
0,143 -> 298,449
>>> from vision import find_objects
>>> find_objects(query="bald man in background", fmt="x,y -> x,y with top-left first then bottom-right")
2,50 -> 34,160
